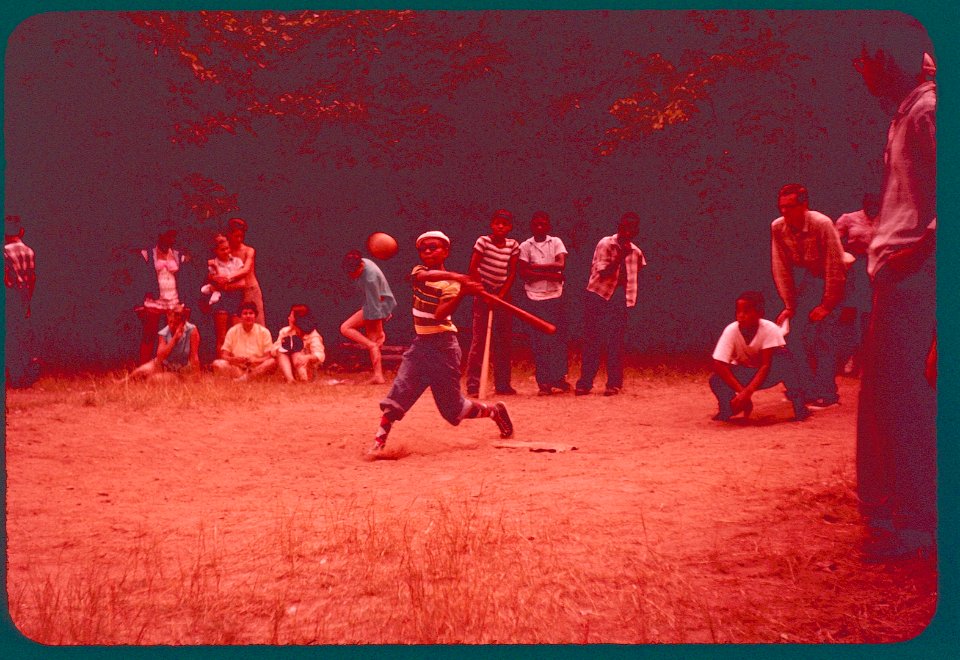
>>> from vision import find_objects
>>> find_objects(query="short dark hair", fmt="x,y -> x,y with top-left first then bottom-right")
211,232 -> 229,249
736,290 -> 765,314
239,301 -> 258,315
227,217 -> 248,232
531,210 -> 550,224
778,184 -> 808,205
342,250 -> 363,273
289,304 -> 316,333
618,212 -> 640,233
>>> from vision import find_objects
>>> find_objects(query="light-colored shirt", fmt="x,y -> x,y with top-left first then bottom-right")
221,323 -> 273,359
411,264 -> 460,334
519,235 -> 567,301
585,234 -> 646,307
4,240 -> 35,290
158,322 -> 197,369
869,81 -> 936,278
770,210 -> 846,312
273,326 -> 325,364
712,319 -> 785,369
208,255 -> 243,281
357,258 -> 397,320
142,247 -> 182,310
473,235 -> 520,292
835,210 -> 876,256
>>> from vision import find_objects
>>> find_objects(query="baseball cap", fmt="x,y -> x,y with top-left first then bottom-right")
416,231 -> 451,248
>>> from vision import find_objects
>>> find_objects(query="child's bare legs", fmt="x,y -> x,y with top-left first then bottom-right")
241,357 -> 277,381
277,352 -> 296,382
128,358 -> 160,380
340,310 -> 386,384
293,353 -> 318,381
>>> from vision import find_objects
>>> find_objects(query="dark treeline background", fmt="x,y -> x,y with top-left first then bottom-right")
4,10 -> 931,370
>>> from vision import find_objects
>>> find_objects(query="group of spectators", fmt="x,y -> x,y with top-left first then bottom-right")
4,46 -> 937,563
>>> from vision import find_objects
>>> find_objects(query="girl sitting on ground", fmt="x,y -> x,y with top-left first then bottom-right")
273,304 -> 325,383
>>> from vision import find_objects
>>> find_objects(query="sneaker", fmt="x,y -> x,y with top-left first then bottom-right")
603,386 -> 621,396
711,411 -> 731,422
368,437 -> 386,454
575,387 -> 591,396
806,397 -> 839,410
553,380 -> 572,393
495,386 -> 518,395
537,385 -> 553,396
492,402 -> 514,438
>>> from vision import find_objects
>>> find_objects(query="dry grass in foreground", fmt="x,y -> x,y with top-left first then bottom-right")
5,371 -> 938,644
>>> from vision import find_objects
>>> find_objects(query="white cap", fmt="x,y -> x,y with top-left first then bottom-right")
415,231 -> 451,248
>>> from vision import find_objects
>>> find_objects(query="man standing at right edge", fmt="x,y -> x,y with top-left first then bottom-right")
855,48 -> 937,562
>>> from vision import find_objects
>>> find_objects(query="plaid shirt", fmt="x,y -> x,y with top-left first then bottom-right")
770,210 -> 846,312
585,234 -> 646,307
4,239 -> 35,290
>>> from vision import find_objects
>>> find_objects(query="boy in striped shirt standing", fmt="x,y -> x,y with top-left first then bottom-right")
465,209 -> 521,396
370,231 -> 514,455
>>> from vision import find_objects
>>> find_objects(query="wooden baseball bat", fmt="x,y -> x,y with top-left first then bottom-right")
477,290 -> 556,334
478,309 -> 493,399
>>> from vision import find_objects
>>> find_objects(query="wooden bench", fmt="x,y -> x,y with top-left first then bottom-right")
332,343 -> 407,371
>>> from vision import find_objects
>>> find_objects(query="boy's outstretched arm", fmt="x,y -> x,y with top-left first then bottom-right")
416,270 -> 483,320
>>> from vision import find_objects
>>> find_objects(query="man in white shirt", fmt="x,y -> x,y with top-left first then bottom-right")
211,301 -> 277,380
710,291 -> 810,422
518,211 -> 570,395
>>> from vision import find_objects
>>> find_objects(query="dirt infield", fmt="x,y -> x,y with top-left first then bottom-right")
5,366 -> 936,644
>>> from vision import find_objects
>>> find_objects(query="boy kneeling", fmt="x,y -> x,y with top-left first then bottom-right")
710,291 -> 810,422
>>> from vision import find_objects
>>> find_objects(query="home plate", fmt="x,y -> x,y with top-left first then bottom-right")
493,441 -> 578,453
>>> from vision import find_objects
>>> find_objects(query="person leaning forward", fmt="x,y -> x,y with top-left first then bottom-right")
770,184 -> 846,410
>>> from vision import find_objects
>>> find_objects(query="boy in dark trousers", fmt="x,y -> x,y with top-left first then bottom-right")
465,209 -> 521,396
371,231 -> 513,455
710,291 -> 811,422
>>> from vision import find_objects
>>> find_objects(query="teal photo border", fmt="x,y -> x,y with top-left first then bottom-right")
1,1 -> 955,658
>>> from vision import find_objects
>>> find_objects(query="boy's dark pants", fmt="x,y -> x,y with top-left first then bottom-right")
577,288 -> 626,391
524,296 -> 567,387
381,332 -> 468,425
856,254 -> 936,537
708,349 -> 804,418
465,296 -> 513,393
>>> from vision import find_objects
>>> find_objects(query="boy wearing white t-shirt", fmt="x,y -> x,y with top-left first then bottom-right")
518,211 -> 570,394
710,291 -> 810,422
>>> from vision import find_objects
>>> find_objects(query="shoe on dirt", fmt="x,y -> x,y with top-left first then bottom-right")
493,402 -> 514,438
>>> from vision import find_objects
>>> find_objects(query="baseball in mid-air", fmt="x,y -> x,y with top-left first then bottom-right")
367,232 -> 399,259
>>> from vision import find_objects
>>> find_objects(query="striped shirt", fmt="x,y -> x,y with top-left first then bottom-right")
411,265 -> 461,334
770,210 -> 846,312
585,235 -> 646,307
4,240 -> 35,290
473,235 -> 520,292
